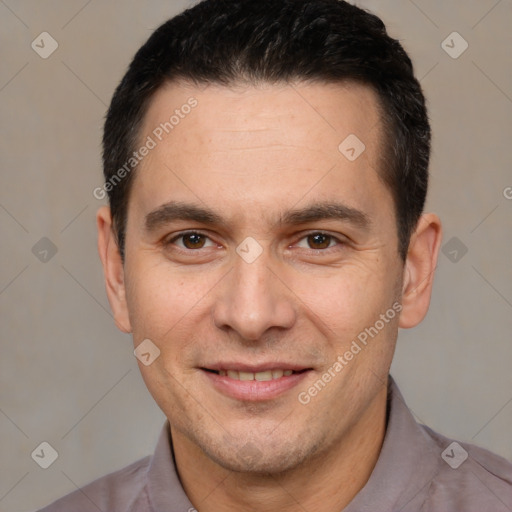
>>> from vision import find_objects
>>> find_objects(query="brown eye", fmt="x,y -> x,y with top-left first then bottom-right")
181,233 -> 206,249
307,233 -> 333,249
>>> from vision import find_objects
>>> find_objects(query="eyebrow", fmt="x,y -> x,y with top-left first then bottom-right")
280,202 -> 370,229
145,202 -> 225,232
144,200 -> 371,232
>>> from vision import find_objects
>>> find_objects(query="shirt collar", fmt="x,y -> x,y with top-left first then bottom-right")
147,421 -> 195,511
344,375 -> 442,512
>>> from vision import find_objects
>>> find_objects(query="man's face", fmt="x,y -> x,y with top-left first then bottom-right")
120,81 -> 405,472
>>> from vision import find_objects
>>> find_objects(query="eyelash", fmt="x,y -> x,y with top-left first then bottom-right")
166,231 -> 218,250
165,230 -> 346,253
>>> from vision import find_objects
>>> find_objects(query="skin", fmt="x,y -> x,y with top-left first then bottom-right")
97,80 -> 442,511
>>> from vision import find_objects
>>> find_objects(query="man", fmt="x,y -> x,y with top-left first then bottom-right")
40,0 -> 512,510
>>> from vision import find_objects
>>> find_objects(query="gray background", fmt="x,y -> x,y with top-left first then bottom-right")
1,0 -> 511,510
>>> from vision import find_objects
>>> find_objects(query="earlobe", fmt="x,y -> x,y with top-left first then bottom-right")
398,213 -> 443,329
96,206 -> 132,333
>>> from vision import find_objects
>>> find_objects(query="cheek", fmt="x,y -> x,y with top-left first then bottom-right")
290,262 -> 397,341
127,265 -> 209,415
125,259 -> 211,336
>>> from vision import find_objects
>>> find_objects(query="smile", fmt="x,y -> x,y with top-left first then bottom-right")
201,367 -> 311,401
207,369 -> 297,380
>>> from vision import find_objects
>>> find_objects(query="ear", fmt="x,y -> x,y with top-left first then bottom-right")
96,206 -> 132,333
399,213 -> 443,329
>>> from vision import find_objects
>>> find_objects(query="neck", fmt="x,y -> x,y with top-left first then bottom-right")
171,385 -> 388,512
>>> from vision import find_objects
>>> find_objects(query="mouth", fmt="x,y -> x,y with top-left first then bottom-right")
202,368 -> 308,381
200,365 -> 312,401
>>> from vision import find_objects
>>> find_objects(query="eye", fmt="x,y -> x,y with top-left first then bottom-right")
296,232 -> 342,250
167,231 -> 216,250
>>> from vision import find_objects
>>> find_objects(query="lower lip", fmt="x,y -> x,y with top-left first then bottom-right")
201,369 -> 311,401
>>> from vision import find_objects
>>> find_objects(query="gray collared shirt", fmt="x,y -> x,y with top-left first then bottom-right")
38,377 -> 512,511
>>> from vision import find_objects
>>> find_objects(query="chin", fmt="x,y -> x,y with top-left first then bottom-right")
199,433 -> 316,475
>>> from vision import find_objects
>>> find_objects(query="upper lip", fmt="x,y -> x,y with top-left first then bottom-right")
201,362 -> 311,373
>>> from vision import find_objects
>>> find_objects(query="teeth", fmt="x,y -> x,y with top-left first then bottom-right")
255,370 -> 273,381
216,369 -> 297,380
271,369 -> 284,379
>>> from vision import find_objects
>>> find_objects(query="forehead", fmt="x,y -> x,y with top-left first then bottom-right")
141,79 -> 382,158
132,80 -> 392,227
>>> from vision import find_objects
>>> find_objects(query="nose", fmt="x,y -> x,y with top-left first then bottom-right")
212,252 -> 297,342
